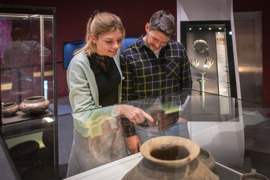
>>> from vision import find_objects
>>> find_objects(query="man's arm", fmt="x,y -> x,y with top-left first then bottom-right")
120,53 -> 135,102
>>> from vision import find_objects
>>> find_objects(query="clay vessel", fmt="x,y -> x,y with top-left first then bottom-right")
198,148 -> 216,171
2,102 -> 19,117
122,136 -> 219,180
19,96 -> 49,115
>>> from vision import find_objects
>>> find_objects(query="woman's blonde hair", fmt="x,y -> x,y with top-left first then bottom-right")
74,11 -> 125,56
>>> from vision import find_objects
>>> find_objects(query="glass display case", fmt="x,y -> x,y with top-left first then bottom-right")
65,90 -> 269,180
0,4 -> 58,180
181,21 -> 238,99
0,4 -> 57,122
0,90 -> 270,179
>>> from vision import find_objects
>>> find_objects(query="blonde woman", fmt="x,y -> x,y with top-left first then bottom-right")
66,10 -> 153,176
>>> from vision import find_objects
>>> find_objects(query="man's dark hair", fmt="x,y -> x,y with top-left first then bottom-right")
149,10 -> 176,37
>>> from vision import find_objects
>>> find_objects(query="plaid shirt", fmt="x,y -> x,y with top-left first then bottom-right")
120,35 -> 192,137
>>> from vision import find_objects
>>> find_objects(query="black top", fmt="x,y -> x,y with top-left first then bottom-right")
88,53 -> 120,107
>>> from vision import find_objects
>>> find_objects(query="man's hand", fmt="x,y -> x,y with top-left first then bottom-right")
126,135 -> 141,154
178,117 -> 187,122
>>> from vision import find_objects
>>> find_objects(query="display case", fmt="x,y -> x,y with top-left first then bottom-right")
181,21 -> 238,99
0,4 -> 58,180
0,4 -> 58,130
0,90 -> 269,179
64,90 -> 270,180
0,4 -> 57,123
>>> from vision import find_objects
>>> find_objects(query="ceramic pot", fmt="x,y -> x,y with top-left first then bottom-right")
2,102 -> 19,117
19,96 -> 49,115
198,148 -> 216,171
122,136 -> 219,180
240,169 -> 269,180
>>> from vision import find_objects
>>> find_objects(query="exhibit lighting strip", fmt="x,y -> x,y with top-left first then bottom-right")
188,26 -> 224,31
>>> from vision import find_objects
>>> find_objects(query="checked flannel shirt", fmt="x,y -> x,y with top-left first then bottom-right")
120,35 -> 192,137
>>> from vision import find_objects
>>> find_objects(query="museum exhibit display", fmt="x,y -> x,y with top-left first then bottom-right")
122,136 -> 219,180
177,0 -> 241,101
0,88 -> 269,179
0,4 -> 58,180
0,1 -> 268,179
181,21 -> 237,98
60,89 -> 270,180
19,96 -> 50,115
0,4 -> 57,123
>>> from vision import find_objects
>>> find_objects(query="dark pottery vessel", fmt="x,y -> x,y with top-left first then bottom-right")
198,148 -> 216,171
19,96 -> 49,115
2,102 -> 19,117
122,136 -> 219,180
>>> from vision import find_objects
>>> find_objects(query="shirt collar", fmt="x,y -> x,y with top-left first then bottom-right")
137,35 -> 147,48
136,34 -> 171,50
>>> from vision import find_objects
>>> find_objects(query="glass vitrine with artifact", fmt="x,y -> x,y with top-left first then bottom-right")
181,21 -> 237,98
0,5 -> 58,180
0,5 -> 57,126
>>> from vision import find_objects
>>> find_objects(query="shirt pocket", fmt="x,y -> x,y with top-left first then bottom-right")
166,58 -> 180,77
